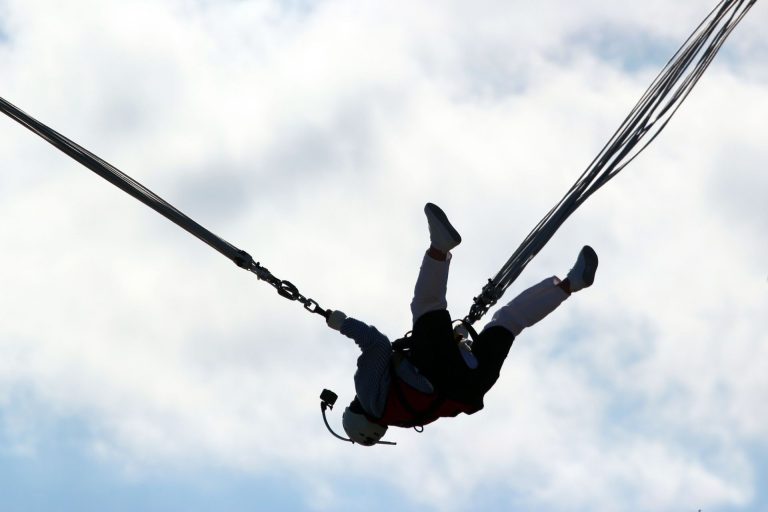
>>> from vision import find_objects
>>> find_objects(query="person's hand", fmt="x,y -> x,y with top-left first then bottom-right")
326,310 -> 347,331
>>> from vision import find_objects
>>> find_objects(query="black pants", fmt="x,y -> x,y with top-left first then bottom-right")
406,310 -> 515,411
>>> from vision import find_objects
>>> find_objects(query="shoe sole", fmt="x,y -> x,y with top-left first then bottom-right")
581,245 -> 598,287
425,202 -> 462,244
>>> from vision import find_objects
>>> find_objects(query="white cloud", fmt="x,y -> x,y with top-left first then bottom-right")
1,0 -> 766,510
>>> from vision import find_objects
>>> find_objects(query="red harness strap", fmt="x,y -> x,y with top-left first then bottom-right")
374,375 -> 479,428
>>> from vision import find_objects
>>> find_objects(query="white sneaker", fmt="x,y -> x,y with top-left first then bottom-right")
566,245 -> 598,292
424,203 -> 461,253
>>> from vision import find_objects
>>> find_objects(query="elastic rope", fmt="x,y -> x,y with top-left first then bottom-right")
465,0 -> 756,324
0,96 -> 329,318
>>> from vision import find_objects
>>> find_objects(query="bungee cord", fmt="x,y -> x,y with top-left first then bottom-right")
464,0 -> 757,325
0,96 -> 330,319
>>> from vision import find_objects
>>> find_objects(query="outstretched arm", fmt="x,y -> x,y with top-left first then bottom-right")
327,311 -> 392,418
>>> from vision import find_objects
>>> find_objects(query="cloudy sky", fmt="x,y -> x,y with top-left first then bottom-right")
1,0 -> 766,511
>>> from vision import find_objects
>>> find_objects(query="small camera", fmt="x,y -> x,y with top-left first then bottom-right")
320,389 -> 338,409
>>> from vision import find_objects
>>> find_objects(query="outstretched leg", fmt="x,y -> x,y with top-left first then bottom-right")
482,245 -> 598,336
461,246 -> 598,403
410,203 -> 462,324
483,276 -> 570,336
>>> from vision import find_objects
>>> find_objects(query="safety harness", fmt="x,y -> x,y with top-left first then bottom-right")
375,320 -> 482,429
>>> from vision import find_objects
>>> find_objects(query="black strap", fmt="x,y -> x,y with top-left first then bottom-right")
391,334 -> 414,353
0,96 -> 329,319
460,319 -> 481,345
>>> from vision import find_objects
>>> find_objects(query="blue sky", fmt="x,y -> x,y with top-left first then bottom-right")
5,436 -> 766,512
1,0 -> 767,511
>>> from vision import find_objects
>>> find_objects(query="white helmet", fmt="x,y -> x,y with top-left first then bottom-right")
342,403 -> 388,446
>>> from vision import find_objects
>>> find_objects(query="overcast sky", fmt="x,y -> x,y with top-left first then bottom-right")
1,0 -> 767,511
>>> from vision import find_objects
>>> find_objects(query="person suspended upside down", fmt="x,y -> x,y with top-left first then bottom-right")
324,203 -> 598,446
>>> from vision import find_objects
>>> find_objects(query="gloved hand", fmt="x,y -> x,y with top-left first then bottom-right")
326,310 -> 347,331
